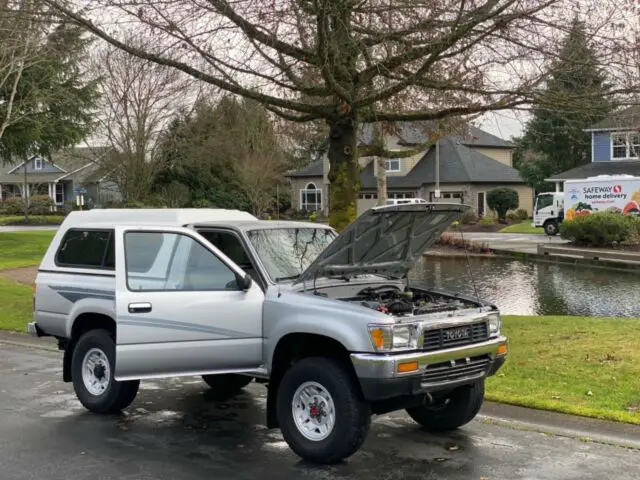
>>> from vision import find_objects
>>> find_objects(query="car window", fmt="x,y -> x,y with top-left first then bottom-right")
199,231 -> 251,267
56,229 -> 113,269
536,195 -> 554,210
125,232 -> 239,292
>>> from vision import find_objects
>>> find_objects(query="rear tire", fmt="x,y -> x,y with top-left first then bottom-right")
544,220 -> 559,236
406,380 -> 484,432
202,374 -> 252,398
277,357 -> 371,464
71,329 -> 139,414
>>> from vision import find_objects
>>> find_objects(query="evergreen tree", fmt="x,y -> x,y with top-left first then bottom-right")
517,17 -> 612,192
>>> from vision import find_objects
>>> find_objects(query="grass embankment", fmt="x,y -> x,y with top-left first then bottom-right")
0,231 -> 55,270
499,220 -> 544,234
486,316 -> 640,425
0,231 -> 55,332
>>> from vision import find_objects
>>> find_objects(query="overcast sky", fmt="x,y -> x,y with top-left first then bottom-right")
478,109 -> 529,141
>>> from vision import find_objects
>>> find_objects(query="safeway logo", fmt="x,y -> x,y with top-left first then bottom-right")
613,185 -> 623,193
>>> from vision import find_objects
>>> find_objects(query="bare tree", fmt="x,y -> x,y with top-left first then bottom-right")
0,0 -> 49,141
44,0 -> 638,229
89,35 -> 194,202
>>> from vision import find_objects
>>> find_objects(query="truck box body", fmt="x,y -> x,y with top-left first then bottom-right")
564,175 -> 640,219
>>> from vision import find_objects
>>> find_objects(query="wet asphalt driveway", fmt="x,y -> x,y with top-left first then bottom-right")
1,343 -> 638,480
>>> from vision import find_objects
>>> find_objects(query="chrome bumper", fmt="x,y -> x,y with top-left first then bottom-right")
350,336 -> 508,380
27,322 -> 41,337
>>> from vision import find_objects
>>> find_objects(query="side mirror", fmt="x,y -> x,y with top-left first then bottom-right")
238,272 -> 253,291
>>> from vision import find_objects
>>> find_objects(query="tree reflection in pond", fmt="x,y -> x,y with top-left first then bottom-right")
410,256 -> 640,317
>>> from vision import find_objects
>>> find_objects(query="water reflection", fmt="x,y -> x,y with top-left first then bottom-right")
409,256 -> 640,317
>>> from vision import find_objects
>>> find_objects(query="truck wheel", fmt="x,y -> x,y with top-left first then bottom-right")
544,220 -> 559,236
201,374 -> 253,398
276,357 -> 371,464
406,380 -> 484,432
71,329 -> 139,414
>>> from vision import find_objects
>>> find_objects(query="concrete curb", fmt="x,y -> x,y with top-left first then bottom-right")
491,248 -> 640,272
0,331 -> 58,352
479,402 -> 640,451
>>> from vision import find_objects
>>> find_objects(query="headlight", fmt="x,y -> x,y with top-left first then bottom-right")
487,313 -> 501,337
368,324 -> 419,352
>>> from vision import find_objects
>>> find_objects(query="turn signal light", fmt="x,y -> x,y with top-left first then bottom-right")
397,361 -> 419,373
497,343 -> 508,355
370,328 -> 386,349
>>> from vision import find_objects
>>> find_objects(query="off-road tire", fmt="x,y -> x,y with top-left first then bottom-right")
71,329 -> 139,414
406,380 -> 484,432
201,374 -> 253,398
544,220 -> 559,236
277,357 -> 371,464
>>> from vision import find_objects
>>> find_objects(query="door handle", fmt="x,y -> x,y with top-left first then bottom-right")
128,302 -> 152,314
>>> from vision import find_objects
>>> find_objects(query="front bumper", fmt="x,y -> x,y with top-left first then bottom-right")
351,336 -> 508,401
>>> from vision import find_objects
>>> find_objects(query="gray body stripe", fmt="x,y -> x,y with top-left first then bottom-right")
49,285 -> 115,302
118,316 -> 249,338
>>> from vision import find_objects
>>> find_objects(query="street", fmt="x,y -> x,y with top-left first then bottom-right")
0,342 -> 638,480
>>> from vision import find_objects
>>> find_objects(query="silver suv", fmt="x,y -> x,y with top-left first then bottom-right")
29,204 -> 508,464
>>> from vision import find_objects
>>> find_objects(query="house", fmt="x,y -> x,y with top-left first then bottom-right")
546,105 -> 640,190
0,147 -> 121,210
286,123 -> 533,217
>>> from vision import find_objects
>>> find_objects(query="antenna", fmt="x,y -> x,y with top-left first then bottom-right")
457,214 -> 482,310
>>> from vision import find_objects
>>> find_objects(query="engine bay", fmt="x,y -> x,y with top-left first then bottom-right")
346,285 -> 479,317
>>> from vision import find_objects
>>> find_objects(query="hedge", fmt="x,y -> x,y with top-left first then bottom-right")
559,212 -> 640,247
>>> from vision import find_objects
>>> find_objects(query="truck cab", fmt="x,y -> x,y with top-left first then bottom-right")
533,192 -> 564,236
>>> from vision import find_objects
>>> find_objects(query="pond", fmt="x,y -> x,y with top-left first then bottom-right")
409,256 -> 640,317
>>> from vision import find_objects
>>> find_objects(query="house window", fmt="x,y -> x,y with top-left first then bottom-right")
300,182 -> 322,211
385,159 -> 401,172
55,183 -> 64,205
33,157 -> 43,170
358,193 -> 378,200
390,192 -> 416,199
430,191 -> 464,203
611,132 -> 640,160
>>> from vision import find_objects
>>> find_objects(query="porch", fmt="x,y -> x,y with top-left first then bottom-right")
0,181 -> 73,207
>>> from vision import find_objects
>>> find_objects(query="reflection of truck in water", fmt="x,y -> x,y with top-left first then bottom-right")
533,175 -> 640,236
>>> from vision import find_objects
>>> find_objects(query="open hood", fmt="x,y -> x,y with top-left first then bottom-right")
294,202 -> 471,284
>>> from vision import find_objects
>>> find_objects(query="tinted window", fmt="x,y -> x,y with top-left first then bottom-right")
199,231 -> 251,267
125,232 -> 239,292
56,229 -> 113,269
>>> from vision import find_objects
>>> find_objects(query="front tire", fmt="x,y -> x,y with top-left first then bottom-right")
544,220 -> 559,236
277,357 -> 371,464
406,380 -> 484,432
71,329 -> 139,414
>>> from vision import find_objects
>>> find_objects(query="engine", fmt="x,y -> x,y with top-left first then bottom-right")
349,285 -> 471,317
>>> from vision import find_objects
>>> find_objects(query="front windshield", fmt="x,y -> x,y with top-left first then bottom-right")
246,227 -> 337,282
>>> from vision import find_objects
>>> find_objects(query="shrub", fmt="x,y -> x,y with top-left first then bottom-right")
0,197 -> 24,215
191,198 -> 214,208
506,211 -> 520,223
487,188 -> 519,223
29,195 -> 55,215
516,208 -> 529,220
0,196 -> 55,215
559,212 -> 638,247
479,214 -> 497,225
460,210 -> 478,225
438,233 -> 490,253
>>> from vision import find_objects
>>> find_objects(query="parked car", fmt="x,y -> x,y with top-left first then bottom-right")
29,205 -> 508,464
385,198 -> 428,206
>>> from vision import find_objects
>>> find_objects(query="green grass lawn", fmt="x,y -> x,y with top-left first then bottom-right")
0,277 -> 33,332
0,231 -> 56,270
499,220 -> 544,234
486,316 -> 640,424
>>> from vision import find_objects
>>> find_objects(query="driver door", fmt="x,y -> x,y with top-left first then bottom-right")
113,226 -> 264,380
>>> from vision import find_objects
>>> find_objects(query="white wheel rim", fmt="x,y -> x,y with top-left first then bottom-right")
82,348 -> 111,396
291,381 -> 336,441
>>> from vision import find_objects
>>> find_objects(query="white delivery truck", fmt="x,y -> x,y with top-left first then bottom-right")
533,175 -> 640,236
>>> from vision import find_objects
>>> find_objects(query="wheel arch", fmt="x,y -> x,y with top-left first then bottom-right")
63,312 -> 116,383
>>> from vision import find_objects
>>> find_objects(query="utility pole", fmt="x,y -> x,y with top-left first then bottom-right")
434,120 -> 440,202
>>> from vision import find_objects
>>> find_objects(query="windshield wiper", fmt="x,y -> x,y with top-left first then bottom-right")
275,274 -> 301,282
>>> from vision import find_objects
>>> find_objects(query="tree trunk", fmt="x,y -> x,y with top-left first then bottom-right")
327,111 -> 359,231
376,156 -> 388,206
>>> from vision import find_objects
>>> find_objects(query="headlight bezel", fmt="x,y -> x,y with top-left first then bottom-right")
368,323 -> 420,352
487,312 -> 501,337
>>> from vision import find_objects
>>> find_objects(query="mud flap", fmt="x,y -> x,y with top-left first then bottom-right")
266,380 -> 280,429
62,346 -> 73,382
